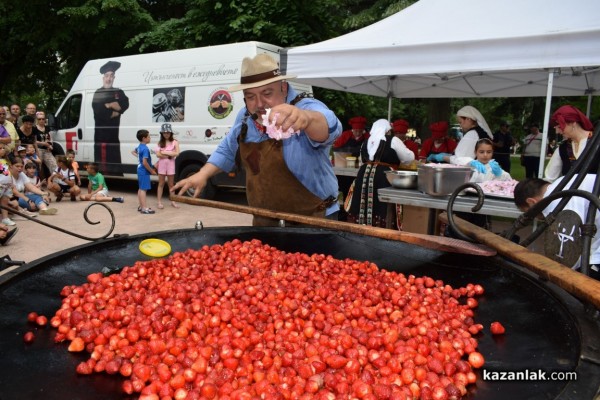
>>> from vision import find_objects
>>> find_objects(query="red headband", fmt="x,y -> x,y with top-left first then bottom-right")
550,105 -> 594,131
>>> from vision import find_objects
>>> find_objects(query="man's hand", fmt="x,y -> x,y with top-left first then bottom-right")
171,174 -> 206,198
267,104 -> 306,132
268,104 -> 328,142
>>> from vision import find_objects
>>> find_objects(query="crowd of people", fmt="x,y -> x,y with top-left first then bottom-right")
0,102 -> 186,249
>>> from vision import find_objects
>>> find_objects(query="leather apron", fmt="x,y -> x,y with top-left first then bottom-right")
239,129 -> 329,227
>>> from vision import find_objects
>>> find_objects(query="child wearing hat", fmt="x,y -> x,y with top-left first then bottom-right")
16,145 -> 27,159
419,121 -> 457,162
155,123 -> 180,209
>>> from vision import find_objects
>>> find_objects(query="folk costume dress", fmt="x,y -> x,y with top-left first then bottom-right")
347,120 -> 414,228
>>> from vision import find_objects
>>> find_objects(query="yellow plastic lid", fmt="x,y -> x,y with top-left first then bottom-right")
139,238 -> 172,258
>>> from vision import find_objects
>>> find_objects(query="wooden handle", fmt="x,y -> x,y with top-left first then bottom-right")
439,212 -> 600,309
170,195 -> 496,256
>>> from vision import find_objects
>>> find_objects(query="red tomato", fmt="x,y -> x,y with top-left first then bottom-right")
468,352 -> 485,369
490,321 -> 506,335
23,331 -> 35,344
35,315 -> 48,327
27,312 -> 38,322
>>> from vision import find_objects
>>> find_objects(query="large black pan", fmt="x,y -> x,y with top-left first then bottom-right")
0,227 -> 599,400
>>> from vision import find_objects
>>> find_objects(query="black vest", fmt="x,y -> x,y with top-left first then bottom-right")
558,139 -> 600,175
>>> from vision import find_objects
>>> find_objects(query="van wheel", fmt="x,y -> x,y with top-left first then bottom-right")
179,164 -> 217,199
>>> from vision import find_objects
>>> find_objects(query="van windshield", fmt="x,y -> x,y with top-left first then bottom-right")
56,95 -> 82,129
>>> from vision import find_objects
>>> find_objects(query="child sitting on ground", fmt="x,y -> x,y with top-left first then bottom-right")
24,144 -> 42,174
66,149 -> 82,187
0,161 -> 13,226
47,155 -> 81,202
79,163 -> 124,203
8,159 -> 57,216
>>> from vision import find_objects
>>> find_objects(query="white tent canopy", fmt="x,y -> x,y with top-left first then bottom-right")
281,0 -> 600,99
281,0 -> 600,176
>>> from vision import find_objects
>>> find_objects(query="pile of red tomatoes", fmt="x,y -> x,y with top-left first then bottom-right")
47,239 -> 491,399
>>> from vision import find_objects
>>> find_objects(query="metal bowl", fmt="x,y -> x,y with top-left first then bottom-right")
385,170 -> 418,189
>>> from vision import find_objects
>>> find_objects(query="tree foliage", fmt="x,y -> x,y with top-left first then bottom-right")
128,0 -> 345,52
0,0 -> 596,133
0,0 -> 156,110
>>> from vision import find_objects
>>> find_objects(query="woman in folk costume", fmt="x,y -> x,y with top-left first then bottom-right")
347,119 -> 414,228
545,105 -> 597,181
334,116 -> 369,153
419,121 -> 457,162
429,106 -> 493,166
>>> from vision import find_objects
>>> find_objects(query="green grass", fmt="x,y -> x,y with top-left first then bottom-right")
508,155 -> 550,181
509,156 -> 525,181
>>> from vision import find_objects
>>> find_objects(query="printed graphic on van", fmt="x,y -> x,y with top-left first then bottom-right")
152,87 -> 185,123
208,89 -> 233,120
92,60 -> 129,175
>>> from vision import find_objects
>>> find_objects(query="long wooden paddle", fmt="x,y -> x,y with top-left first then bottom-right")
170,195 -> 496,256
439,212 -> 600,310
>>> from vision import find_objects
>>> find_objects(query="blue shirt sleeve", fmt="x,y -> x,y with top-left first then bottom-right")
208,86 -> 342,214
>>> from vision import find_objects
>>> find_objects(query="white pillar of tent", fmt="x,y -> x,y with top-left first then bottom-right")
539,71 -> 554,178
387,76 -> 395,120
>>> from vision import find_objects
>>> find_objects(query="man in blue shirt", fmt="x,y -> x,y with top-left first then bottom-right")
173,54 -> 342,225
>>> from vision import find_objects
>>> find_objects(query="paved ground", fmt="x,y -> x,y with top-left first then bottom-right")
2,180 -> 252,264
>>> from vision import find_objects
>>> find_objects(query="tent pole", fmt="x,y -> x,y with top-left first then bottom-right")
586,94 -> 593,118
539,71 -> 554,178
387,76 -> 395,120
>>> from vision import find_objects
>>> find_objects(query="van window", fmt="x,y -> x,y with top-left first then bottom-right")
56,94 -> 82,129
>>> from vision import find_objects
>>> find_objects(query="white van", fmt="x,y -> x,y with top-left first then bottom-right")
49,41 -> 311,197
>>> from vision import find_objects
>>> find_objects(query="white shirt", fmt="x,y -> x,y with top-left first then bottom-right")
522,131 -> 543,156
390,136 -> 415,163
11,172 -> 29,193
544,138 -> 589,182
449,129 -> 478,165
54,167 -> 76,186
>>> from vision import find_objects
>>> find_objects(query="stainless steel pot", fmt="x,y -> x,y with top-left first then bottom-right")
385,170 -> 418,189
417,164 -> 473,196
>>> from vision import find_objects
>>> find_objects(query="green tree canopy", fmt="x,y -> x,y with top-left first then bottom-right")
0,0 -> 596,131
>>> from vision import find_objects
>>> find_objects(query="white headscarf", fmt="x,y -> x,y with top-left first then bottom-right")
457,106 -> 492,138
367,119 -> 391,161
